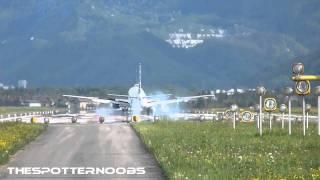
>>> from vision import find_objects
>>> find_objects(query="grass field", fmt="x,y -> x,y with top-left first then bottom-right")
134,120 -> 320,179
0,122 -> 47,164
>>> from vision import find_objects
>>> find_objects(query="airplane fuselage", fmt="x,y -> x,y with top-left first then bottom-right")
128,84 -> 152,115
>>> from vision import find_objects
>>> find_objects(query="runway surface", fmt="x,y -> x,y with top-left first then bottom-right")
0,122 -> 165,180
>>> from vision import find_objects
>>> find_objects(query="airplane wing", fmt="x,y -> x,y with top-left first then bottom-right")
145,94 -> 172,98
63,95 -> 129,105
150,95 -> 215,106
107,94 -> 129,98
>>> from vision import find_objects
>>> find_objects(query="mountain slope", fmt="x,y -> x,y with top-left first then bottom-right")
0,0 -> 319,88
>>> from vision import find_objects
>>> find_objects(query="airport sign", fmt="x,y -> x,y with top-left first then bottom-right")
224,110 -> 233,119
230,104 -> 239,112
257,86 -> 266,96
241,111 -> 253,122
292,63 -> 304,75
306,104 -> 312,113
279,104 -> 287,113
284,87 -> 294,96
292,75 -> 320,81
264,98 -> 277,112
295,80 -> 311,95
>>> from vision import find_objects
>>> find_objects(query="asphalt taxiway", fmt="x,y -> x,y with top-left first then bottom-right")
0,119 -> 165,180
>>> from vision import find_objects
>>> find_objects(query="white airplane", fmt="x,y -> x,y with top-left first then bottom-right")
63,64 -> 214,118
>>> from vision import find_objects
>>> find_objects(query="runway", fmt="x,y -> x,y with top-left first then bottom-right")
0,122 -> 165,180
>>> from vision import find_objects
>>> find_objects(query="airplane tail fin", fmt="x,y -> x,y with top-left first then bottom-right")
138,63 -> 142,92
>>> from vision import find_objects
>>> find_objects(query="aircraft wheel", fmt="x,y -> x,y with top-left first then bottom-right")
71,117 -> 77,123
99,117 -> 105,124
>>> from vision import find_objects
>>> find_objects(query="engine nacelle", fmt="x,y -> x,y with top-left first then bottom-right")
146,108 -> 153,115
112,103 -> 120,109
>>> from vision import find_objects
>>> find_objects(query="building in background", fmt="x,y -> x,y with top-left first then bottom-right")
79,100 -> 96,110
17,80 -> 27,89
24,100 -> 42,107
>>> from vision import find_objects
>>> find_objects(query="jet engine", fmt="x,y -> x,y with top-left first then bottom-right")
112,103 -> 120,109
146,108 -> 153,116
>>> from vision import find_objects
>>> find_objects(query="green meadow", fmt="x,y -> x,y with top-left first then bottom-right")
134,120 -> 320,179
0,122 -> 46,164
